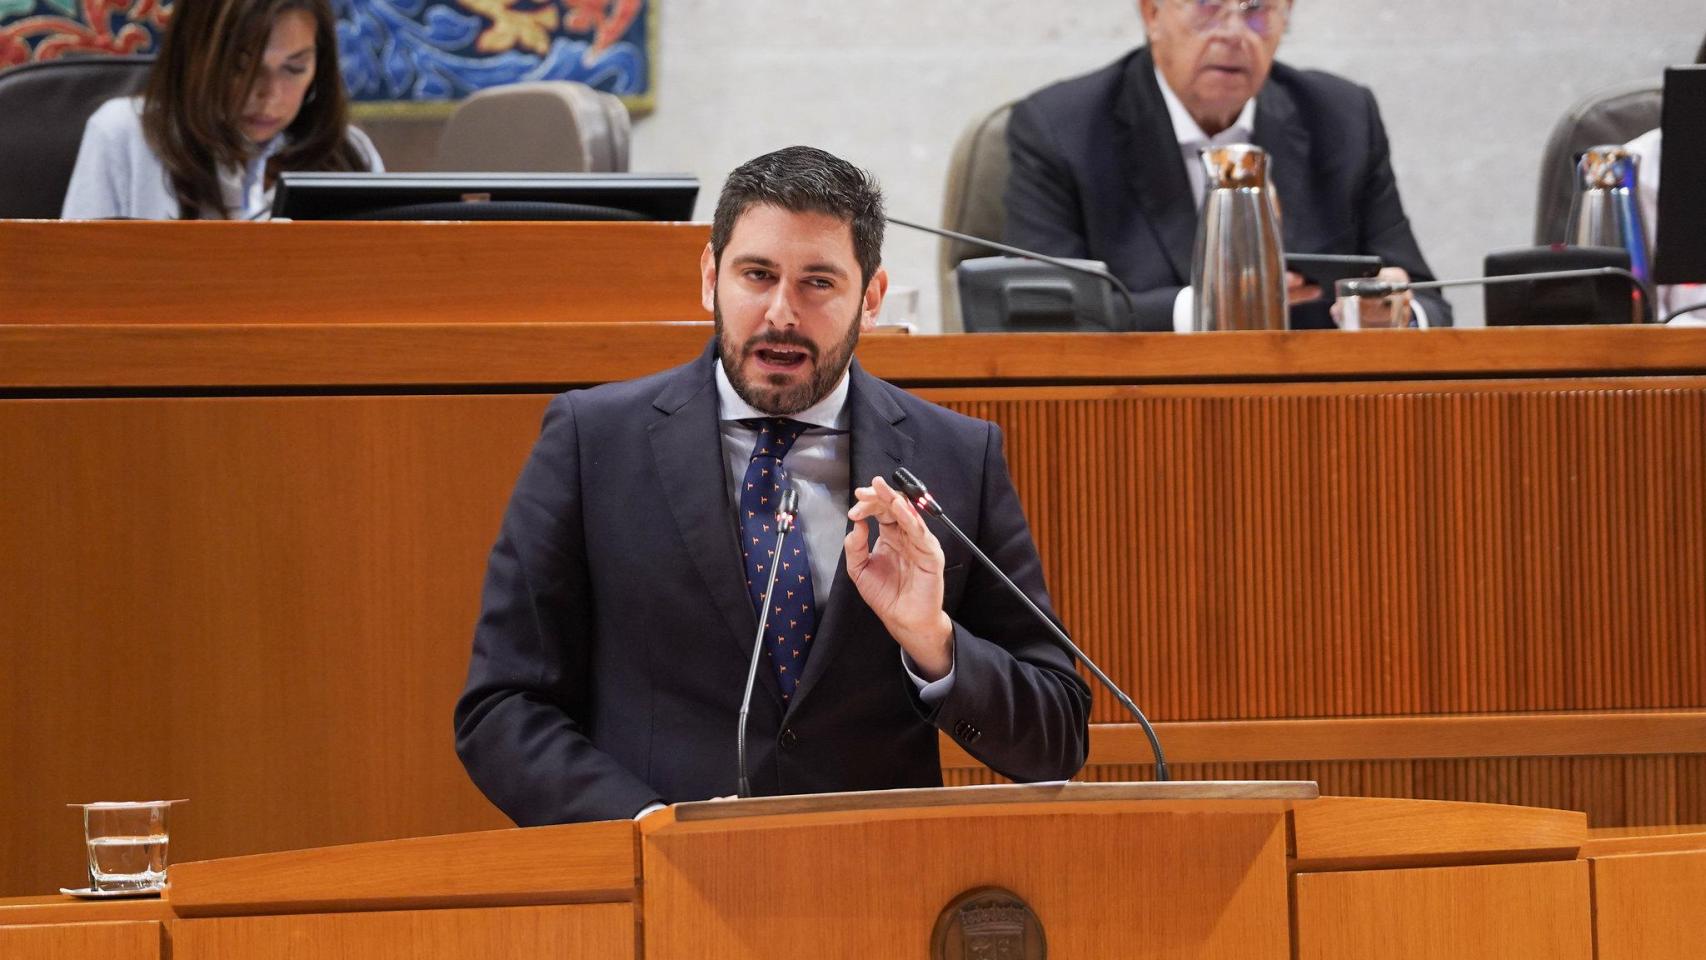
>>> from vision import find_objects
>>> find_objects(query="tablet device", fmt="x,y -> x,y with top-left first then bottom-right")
1285,253 -> 1382,289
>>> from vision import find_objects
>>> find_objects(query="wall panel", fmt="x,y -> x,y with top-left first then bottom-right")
926,388 -> 1706,723
4,339 -> 1702,898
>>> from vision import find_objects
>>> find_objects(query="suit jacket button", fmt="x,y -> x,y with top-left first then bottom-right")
780,728 -> 798,748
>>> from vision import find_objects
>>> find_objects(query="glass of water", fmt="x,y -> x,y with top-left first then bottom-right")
1334,277 -> 1414,329
72,800 -> 184,892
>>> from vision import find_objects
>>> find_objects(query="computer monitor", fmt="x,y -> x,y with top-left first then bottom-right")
272,172 -> 699,222
1654,65 -> 1706,285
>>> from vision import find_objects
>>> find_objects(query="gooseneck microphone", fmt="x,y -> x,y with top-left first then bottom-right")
1340,266 -> 1656,320
736,488 -> 799,799
890,468 -> 1170,781
885,215 -> 1139,325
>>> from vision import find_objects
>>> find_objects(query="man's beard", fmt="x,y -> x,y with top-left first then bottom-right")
714,296 -> 862,416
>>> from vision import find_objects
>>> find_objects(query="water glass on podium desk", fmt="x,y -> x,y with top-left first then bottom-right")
1334,278 -> 1413,329
72,800 -> 181,892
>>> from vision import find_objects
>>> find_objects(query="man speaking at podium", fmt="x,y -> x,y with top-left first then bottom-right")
454,146 -> 1090,824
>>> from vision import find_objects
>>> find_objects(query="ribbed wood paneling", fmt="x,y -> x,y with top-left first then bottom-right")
944,755 -> 1706,827
4,323 -> 1702,899
934,387 -> 1706,724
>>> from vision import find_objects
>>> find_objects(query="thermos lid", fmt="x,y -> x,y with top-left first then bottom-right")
1199,143 -> 1269,189
1576,146 -> 1638,190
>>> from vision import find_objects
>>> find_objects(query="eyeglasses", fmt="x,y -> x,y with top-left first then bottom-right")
1174,0 -> 1289,37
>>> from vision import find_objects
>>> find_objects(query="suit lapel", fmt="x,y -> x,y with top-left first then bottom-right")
1117,47 -> 1199,284
1252,78 -> 1321,252
786,360 -> 912,715
646,344 -> 781,705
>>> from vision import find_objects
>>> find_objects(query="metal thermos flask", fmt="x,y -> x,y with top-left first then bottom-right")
1567,145 -> 1651,285
1192,143 -> 1287,331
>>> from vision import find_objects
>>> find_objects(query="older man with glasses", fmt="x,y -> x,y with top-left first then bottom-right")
1004,0 -> 1450,330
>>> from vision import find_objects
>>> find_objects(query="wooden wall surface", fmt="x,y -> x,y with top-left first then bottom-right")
928,381 -> 1706,829
1294,860 -> 1593,960
942,385 -> 1706,719
3,319 -> 1704,898
0,221 -> 710,326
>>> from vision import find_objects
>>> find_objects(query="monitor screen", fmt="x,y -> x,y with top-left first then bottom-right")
1654,65 -> 1706,285
272,172 -> 699,222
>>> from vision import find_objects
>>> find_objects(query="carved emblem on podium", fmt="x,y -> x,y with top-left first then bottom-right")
931,886 -> 1046,959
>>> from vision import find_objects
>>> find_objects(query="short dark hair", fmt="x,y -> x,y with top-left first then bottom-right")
710,146 -> 885,287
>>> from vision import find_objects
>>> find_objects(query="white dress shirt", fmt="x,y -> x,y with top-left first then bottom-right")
1156,66 -> 1258,209
60,96 -> 383,220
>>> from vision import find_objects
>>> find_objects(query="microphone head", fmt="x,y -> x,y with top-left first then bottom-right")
1341,278 -> 1397,298
890,468 -> 928,501
890,467 -> 943,517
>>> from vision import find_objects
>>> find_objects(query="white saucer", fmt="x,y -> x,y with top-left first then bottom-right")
59,885 -> 163,899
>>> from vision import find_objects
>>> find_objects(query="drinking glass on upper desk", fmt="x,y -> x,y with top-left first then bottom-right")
70,799 -> 184,893
1334,275 -> 1414,329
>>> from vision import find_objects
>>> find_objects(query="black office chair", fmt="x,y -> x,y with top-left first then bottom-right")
938,101 -> 1016,331
0,55 -> 155,218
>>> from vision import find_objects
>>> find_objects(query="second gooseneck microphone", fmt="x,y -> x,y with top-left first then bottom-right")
890,468 -> 1170,781
885,215 -> 1139,325
736,488 -> 799,799
1340,266 -> 1656,322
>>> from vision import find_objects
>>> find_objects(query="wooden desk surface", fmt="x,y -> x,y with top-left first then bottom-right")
0,220 -> 709,327
1582,824 -> 1706,858
0,894 -> 173,925
2,322 -> 1704,391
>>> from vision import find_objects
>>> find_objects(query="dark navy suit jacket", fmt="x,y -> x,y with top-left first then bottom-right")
454,342 -> 1091,824
1005,47 -> 1451,330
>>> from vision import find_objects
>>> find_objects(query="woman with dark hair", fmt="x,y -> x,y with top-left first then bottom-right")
61,0 -> 380,220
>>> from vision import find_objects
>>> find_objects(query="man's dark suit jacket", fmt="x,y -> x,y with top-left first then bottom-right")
454,342 -> 1091,825
1005,47 -> 1452,330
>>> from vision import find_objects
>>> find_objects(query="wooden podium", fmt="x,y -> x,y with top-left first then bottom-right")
12,783 -> 1699,960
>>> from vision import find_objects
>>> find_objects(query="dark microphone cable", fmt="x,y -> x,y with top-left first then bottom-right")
890,467 -> 1169,781
736,488 -> 799,799
1661,300 -> 1706,324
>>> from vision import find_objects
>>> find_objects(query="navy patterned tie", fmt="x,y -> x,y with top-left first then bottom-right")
738,418 -> 818,701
